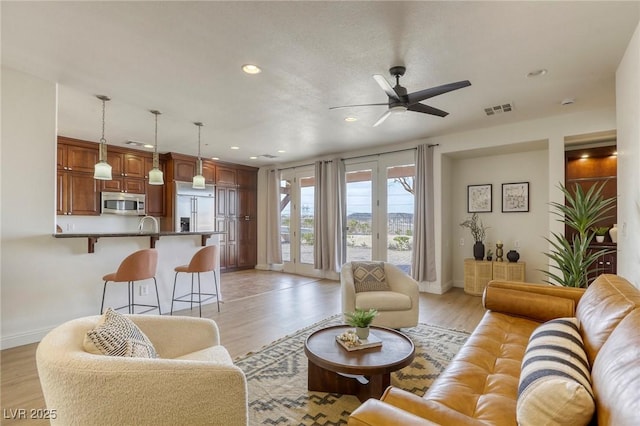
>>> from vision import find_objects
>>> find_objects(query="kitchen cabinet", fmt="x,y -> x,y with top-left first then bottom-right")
101,177 -> 146,194
237,170 -> 258,268
202,159 -> 216,184
144,157 -> 166,217
57,140 -> 99,174
106,151 -> 146,179
216,166 -> 237,186
587,244 -> 617,285
57,171 -> 99,215
216,186 -> 238,271
172,157 -> 197,182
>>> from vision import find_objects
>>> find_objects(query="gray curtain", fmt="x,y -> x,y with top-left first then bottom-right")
314,159 -> 345,271
265,168 -> 282,265
412,144 -> 437,282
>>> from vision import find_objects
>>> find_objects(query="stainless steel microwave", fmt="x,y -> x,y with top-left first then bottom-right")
101,192 -> 146,216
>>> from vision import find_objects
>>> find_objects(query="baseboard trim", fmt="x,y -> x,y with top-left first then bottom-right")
1,326 -> 53,350
419,279 -> 454,294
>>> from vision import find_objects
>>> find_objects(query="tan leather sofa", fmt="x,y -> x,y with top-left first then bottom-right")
349,274 -> 640,425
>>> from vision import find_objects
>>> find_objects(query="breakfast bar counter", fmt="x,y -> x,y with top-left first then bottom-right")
54,231 -> 225,253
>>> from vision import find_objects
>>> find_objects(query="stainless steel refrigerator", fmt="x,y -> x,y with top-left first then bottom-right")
175,181 -> 215,232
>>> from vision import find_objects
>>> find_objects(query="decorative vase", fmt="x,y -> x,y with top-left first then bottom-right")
473,241 -> 485,261
356,326 -> 370,340
609,224 -> 618,243
507,250 -> 520,263
596,235 -> 605,243
496,242 -> 504,262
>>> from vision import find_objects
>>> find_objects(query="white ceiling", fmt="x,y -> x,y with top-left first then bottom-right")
2,1 -> 638,166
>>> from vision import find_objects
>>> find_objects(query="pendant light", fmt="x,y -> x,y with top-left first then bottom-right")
192,122 -> 206,189
148,110 -> 164,185
93,95 -> 112,180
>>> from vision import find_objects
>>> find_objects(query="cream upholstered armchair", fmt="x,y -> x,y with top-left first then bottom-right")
341,261 -> 419,329
36,315 -> 248,425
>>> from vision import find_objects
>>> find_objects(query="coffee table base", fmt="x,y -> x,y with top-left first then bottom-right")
307,360 -> 391,402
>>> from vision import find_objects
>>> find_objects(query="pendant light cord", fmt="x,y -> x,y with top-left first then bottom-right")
100,99 -> 106,144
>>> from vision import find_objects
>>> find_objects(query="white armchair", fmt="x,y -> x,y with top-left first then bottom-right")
341,262 -> 419,329
36,315 -> 248,425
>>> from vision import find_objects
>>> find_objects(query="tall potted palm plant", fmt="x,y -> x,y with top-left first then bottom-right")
542,182 -> 616,288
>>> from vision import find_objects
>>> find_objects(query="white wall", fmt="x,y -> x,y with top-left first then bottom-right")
616,21 -> 640,286
450,147 -> 549,286
1,68 -> 220,349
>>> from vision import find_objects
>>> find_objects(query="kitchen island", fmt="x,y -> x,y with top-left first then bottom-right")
54,231 -> 224,253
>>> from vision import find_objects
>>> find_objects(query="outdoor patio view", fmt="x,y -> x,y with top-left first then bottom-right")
280,164 -> 415,272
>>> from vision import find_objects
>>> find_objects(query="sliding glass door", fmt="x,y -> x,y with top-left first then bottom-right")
280,167 -> 318,276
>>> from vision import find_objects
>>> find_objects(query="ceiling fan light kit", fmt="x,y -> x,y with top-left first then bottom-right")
331,66 -> 471,126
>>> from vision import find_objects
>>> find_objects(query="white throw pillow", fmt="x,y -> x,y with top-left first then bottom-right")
83,308 -> 158,358
517,317 -> 594,426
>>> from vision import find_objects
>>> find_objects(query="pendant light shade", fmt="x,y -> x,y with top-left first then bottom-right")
148,110 -> 164,185
94,95 -> 112,180
192,122 -> 205,189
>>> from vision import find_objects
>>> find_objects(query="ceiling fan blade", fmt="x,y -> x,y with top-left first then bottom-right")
373,74 -> 400,101
329,103 -> 388,110
406,80 -> 471,105
373,110 -> 392,127
407,103 -> 449,117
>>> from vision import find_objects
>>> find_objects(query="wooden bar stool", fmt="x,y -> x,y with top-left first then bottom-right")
170,245 -> 220,317
101,248 -> 161,315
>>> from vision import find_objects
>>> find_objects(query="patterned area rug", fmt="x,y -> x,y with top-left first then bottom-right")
235,315 -> 470,426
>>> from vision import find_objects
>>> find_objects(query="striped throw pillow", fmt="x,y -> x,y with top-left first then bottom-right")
517,317 -> 594,426
352,261 -> 390,292
84,308 -> 158,358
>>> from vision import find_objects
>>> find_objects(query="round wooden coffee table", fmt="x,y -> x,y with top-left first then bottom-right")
304,325 -> 415,401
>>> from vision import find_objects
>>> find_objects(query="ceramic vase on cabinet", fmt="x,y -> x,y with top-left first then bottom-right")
507,250 -> 520,263
473,241 -> 485,261
609,224 -> 618,243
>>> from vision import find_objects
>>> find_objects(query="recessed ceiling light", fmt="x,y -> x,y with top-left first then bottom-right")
249,156 -> 258,160
230,146 -> 240,150
344,117 -> 358,122
277,150 -> 286,153
527,68 -> 548,78
211,157 -> 219,160
143,144 -> 154,149
242,64 -> 262,74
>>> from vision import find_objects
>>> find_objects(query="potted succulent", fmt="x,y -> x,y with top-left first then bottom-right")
460,213 -> 489,260
592,226 -> 609,243
345,308 -> 378,340
486,249 -> 493,261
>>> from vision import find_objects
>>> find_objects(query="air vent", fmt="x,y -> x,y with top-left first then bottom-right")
125,140 -> 145,147
259,154 -> 278,159
484,102 -> 514,116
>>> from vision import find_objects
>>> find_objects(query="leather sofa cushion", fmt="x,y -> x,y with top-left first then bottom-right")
576,274 -> 640,364
413,311 -> 539,425
591,308 -> 640,426
356,291 -> 412,311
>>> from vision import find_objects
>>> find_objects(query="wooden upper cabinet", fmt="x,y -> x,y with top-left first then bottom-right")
107,151 -> 146,178
202,160 -> 216,184
173,158 -> 197,182
57,171 -> 99,215
216,166 -> 237,186
237,169 -> 258,189
58,142 -> 98,174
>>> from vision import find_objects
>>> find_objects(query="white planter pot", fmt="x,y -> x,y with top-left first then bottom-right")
596,235 -> 605,243
356,326 -> 370,340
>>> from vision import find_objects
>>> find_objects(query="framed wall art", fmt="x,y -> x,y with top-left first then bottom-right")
502,182 -> 529,212
467,184 -> 492,213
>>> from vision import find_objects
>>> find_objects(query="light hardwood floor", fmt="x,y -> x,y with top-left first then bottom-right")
1,270 -> 485,425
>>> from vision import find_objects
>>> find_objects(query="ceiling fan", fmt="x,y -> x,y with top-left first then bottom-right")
330,66 -> 471,127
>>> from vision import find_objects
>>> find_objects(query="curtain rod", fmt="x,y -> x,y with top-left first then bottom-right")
275,144 -> 439,172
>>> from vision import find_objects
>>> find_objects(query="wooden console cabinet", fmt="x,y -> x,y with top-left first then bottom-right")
464,259 -> 526,296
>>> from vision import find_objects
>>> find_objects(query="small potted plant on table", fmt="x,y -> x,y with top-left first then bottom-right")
345,308 -> 378,340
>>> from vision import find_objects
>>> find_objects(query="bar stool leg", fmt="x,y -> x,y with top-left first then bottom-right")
170,272 -> 179,315
197,272 -> 202,317
213,270 -> 220,312
101,281 -> 108,314
153,277 -> 162,315
130,281 -> 134,314
190,274 -> 195,310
